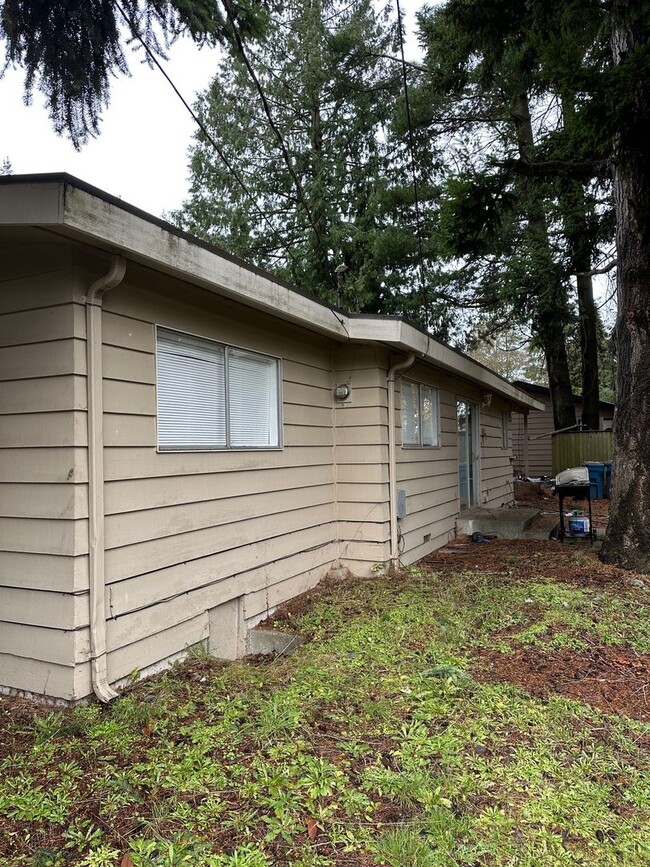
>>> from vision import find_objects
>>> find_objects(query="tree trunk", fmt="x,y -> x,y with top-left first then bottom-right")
575,267 -> 601,430
600,2 -> 650,571
559,96 -> 602,430
543,324 -> 578,430
512,91 -> 577,430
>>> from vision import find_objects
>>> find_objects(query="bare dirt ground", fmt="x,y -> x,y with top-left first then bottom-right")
420,538 -> 650,722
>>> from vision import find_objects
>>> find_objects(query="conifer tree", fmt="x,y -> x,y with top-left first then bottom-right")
0,0 -> 267,146
600,0 -> 650,571
174,0 -> 440,318
412,0 -> 613,431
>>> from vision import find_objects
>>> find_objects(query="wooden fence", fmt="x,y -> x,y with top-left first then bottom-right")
552,430 -> 613,475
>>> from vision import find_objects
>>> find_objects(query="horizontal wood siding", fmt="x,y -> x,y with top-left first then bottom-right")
333,347 -> 390,571
0,242 -> 528,700
480,404 -> 514,508
94,275 -> 339,685
512,407 -> 554,477
396,370 -> 459,563
0,247 -> 85,700
396,365 -> 517,563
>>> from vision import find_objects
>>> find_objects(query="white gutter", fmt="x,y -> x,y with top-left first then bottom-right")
86,254 -> 126,702
387,352 -> 417,569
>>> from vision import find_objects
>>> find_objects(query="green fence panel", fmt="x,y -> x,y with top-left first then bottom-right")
552,430 -> 613,476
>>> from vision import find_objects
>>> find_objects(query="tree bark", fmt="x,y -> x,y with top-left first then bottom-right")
575,267 -> 601,429
512,91 -> 577,430
600,2 -> 650,571
559,98 -> 601,430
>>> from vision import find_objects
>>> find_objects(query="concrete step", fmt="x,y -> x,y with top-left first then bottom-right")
456,507 -> 540,540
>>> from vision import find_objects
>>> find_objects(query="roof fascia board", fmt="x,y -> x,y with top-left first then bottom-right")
62,185 -> 350,341
0,181 -> 64,225
0,178 -> 348,342
348,319 -> 543,411
1,176 -> 542,411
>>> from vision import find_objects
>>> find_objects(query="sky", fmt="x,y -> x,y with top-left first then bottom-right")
0,38 -> 221,219
0,2 -> 422,221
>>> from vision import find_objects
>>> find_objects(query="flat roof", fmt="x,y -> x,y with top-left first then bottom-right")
513,380 -> 614,411
0,173 -> 543,412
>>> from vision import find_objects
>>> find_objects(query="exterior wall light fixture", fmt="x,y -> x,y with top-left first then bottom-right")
334,384 -> 351,401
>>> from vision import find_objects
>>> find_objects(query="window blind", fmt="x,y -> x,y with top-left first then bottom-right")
228,348 -> 279,447
156,327 -> 280,450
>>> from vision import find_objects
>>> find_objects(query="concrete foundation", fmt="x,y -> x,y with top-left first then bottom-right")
246,628 -> 306,657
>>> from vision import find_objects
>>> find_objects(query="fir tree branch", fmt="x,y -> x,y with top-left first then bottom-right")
220,0 -> 323,246
576,258 -> 618,277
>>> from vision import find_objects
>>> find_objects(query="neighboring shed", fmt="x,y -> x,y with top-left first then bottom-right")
0,174 -> 541,702
511,380 -> 614,477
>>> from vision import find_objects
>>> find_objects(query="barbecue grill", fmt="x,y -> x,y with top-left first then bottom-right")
555,467 -> 593,543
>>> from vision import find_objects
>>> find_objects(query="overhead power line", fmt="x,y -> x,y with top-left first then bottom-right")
113,0 -> 300,267
395,0 -> 430,327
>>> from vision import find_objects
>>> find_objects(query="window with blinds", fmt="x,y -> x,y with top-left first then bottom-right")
401,379 -> 440,447
156,327 -> 281,450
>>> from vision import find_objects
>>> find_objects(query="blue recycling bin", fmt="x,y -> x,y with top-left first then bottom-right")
582,461 -> 605,499
604,461 -> 613,498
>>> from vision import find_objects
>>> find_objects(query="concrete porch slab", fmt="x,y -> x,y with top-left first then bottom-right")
456,507 -> 540,540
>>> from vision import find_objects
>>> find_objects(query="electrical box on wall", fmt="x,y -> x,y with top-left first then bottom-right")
397,488 -> 407,519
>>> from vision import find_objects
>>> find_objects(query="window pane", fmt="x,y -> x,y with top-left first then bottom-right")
157,329 -> 226,448
420,385 -> 438,446
401,380 -> 420,445
228,348 -> 279,447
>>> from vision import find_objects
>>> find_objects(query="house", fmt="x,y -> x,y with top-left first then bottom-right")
511,381 -> 614,478
0,174 -> 542,702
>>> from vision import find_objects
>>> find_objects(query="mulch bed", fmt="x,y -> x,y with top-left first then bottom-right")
420,538 -> 650,722
474,642 -> 650,722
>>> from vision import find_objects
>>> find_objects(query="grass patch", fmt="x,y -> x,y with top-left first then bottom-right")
1,545 -> 649,865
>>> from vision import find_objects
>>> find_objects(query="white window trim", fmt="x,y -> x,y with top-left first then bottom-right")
401,378 -> 441,448
155,325 -> 283,452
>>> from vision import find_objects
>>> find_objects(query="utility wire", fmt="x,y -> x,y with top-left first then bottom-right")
395,0 -> 430,328
220,0 -> 324,247
113,0 -> 301,267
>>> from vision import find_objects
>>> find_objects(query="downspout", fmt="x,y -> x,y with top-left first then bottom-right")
387,352 -> 416,570
86,254 -> 126,702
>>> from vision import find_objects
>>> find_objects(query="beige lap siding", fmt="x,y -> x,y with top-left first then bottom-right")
396,366 -> 516,563
479,402 -> 514,508
0,245 -> 89,700
86,271 -> 338,688
332,347 -> 391,573
512,408 -> 554,477
396,370 -> 460,564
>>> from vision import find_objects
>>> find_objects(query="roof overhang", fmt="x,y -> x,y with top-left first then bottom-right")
0,174 -> 543,413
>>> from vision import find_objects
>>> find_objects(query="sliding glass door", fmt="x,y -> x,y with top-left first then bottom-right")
457,400 -> 479,510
